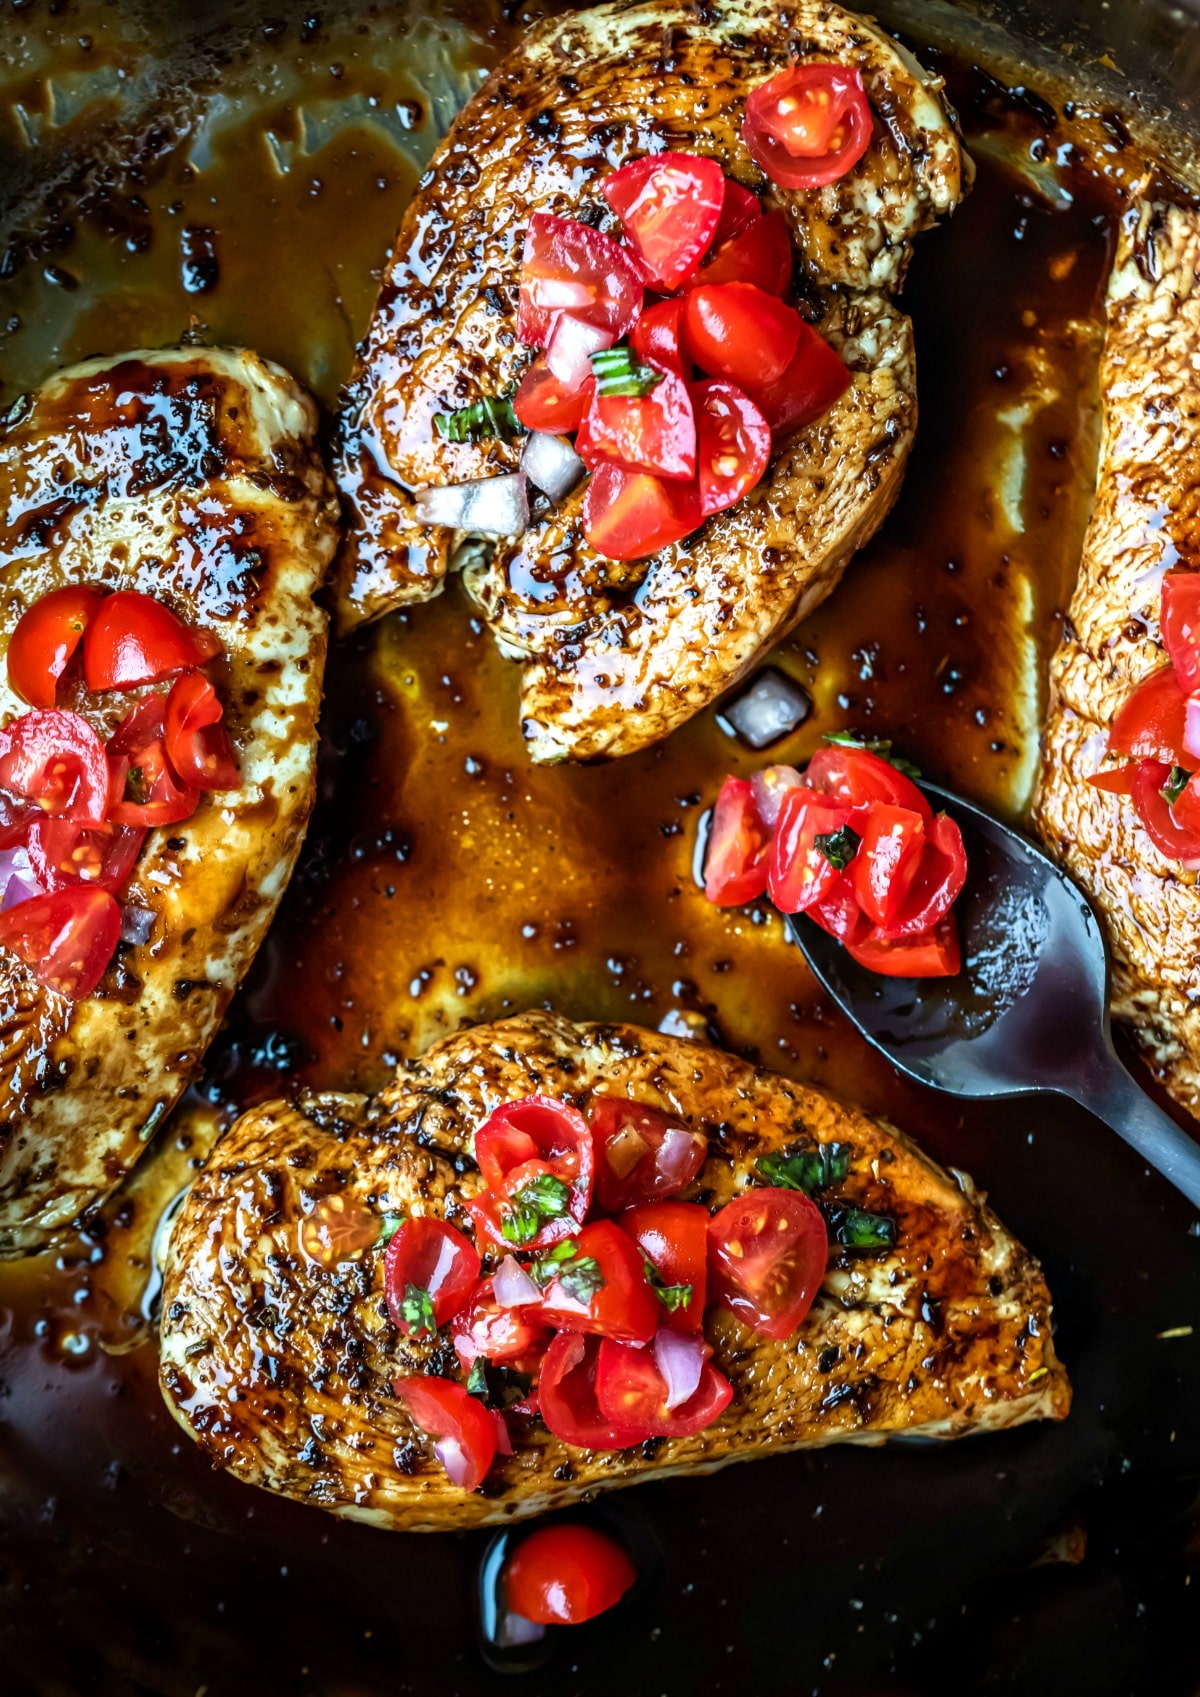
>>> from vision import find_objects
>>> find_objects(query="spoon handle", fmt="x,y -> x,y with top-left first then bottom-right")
1064,1048 -> 1200,1210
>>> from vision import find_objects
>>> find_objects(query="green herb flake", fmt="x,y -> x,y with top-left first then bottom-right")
466,1358 -> 490,1401
757,1142 -> 852,1197
823,730 -> 922,780
528,1239 -> 580,1286
589,345 -> 663,398
376,1213 -> 404,1251
500,1172 -> 572,1246
642,1255 -> 693,1312
1162,765 -> 1193,806
813,824 -> 861,871
556,1254 -> 606,1305
433,393 -> 523,444
399,1282 -> 437,1337
126,765 -> 147,806
834,1207 -> 897,1250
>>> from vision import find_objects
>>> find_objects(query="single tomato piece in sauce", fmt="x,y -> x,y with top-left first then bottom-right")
703,775 -> 770,906
83,590 -> 219,692
538,1331 -> 648,1451
695,210 -> 793,296
393,1376 -> 496,1492
874,812 -> 967,941
582,460 -> 702,562
848,803 -> 927,928
1107,664 -> 1190,766
0,884 -> 121,1000
685,282 -> 801,388
846,912 -> 962,978
595,1336 -> 733,1438
468,1095 -> 594,1251
691,379 -> 771,516
804,743 -> 932,819
575,366 -> 697,482
6,584 -> 105,708
384,1215 -> 481,1338
618,1199 -> 709,1331
1129,759 -> 1200,867
602,152 -> 727,291
517,213 -> 643,347
747,319 -> 851,436
504,1524 -> 636,1626
0,708 -> 111,824
535,1219 -> 659,1345
164,671 -> 239,791
742,64 -> 873,190
25,816 -> 145,895
591,1099 -> 708,1214
514,357 -> 595,434
106,695 -> 200,828
707,1187 -> 827,1340
767,789 -> 852,914
630,296 -> 691,377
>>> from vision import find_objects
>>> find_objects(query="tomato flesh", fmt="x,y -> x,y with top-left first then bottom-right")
451,1276 -> 550,1371
618,1200 -> 709,1331
0,709 -> 110,823
748,319 -> 851,436
536,1219 -> 658,1345
0,885 -> 121,1000
767,789 -> 850,913
601,152 -> 726,292
874,812 -> 967,940
710,180 -> 762,246
595,1337 -> 733,1438
1129,759 -> 1200,867
696,211 -> 793,296
808,875 -> 871,947
6,585 -> 105,708
742,64 -> 873,190
846,913 -> 962,978
383,1215 -> 481,1337
1161,572 -> 1200,694
707,1187 -> 827,1340
804,744 -> 932,819
83,590 -> 219,692
848,804 -> 926,927
1108,664 -> 1190,765
164,671 -> 239,791
106,695 -> 200,828
26,816 -> 145,895
590,1098 -> 707,1213
393,1376 -> 496,1492
630,297 -> 691,377
517,213 -> 643,347
582,461 -> 701,562
575,366 -> 697,482
537,1331 -> 647,1450
504,1524 -> 636,1626
685,283 -> 801,388
514,357 -> 595,434
691,379 -> 771,517
703,776 -> 770,906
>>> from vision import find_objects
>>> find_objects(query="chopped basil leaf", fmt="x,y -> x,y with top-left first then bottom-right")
500,1172 -> 572,1246
813,824 -> 861,871
376,1213 -> 404,1250
1162,765 -> 1193,806
590,345 -> 663,398
127,764 -> 147,806
642,1254 -> 693,1312
823,730 -> 922,780
528,1239 -> 580,1286
556,1254 -> 606,1305
757,1142 -> 852,1196
466,1358 -> 490,1400
834,1207 -> 897,1250
433,394 -> 523,443
400,1282 -> 436,1337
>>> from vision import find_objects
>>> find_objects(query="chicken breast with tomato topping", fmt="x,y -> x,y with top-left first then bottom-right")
159,1011 -> 1068,1532
333,0 -> 969,762
0,346 -> 338,1256
1034,202 -> 1200,1116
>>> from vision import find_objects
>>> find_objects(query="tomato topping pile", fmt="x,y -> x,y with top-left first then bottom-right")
1087,571 -> 1200,866
503,1524 -> 636,1627
0,586 -> 236,999
511,150 -> 852,561
704,738 -> 967,978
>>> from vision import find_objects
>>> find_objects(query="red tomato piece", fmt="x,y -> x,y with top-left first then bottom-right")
710,179 -> 762,246
0,709 -> 110,823
1087,764 -> 1138,796
0,884 -> 121,999
684,283 -> 801,388
691,380 -> 771,517
747,319 -> 851,435
83,590 -> 219,692
595,1337 -> 733,1438
767,789 -> 851,914
451,1276 -> 550,1371
504,1524 -> 636,1626
26,816 -> 145,895
393,1376 -> 496,1492
1130,759 -> 1200,867
703,776 -> 770,906
803,743 -> 932,819
1162,572 -> 1200,694
874,813 -> 968,940
742,64 -> 873,190
848,803 -> 926,927
536,1219 -> 659,1345
1108,664 -> 1190,765
582,461 -> 702,562
469,1096 -> 595,1251
0,789 -> 38,850
537,1332 -> 647,1451
808,875 -> 871,947
630,297 -> 690,378
749,764 -> 804,829
517,213 -> 643,348
601,152 -> 727,291
106,696 -> 200,828
384,1215 -> 481,1337
6,585 -> 105,708
576,367 -> 697,482
618,1200 -> 709,1331
846,913 -> 962,978
514,357 -> 595,434
696,211 -> 793,296
164,671 -> 239,791
590,1099 -> 708,1214
707,1187 -> 827,1340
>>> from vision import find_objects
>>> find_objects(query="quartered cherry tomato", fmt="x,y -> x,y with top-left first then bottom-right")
1129,759 -> 1200,867
0,885 -> 121,1000
451,1275 -> 550,1371
26,816 -> 145,895
767,789 -> 851,913
582,461 -> 701,562
106,695 -> 200,828
696,210 -> 793,296
809,875 -> 871,947
703,776 -> 770,906
684,283 -> 801,388
804,743 -> 932,819
83,590 -> 219,692
1087,763 -> 1138,797
536,1219 -> 658,1345
691,379 -> 771,516
393,1375 -> 496,1492
164,671 -> 239,791
1108,664 -> 1190,765
590,1099 -> 708,1214
602,152 -> 727,292
384,1215 -> 481,1337
468,1096 -> 594,1251
710,180 -> 762,246
1162,572 -> 1200,694
874,812 -> 967,940
630,298 -> 691,378
846,912 -> 962,978
537,1332 -> 647,1451
747,319 -> 851,435
742,64 -> 873,190
707,1187 -> 827,1340
618,1200 -> 709,1331
848,803 -> 926,928
514,357 -> 595,434
504,1524 -> 636,1626
595,1337 -> 733,1438
517,213 -> 643,347
0,709 -> 110,823
6,584 -> 105,708
576,367 -> 697,482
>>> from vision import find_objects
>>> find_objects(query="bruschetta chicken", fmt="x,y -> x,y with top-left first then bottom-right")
333,0 -> 970,762
0,347 -> 338,1256
159,1013 -> 1068,1532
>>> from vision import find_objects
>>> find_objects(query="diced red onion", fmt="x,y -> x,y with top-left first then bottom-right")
545,313 -> 614,390
1184,697 -> 1200,763
528,279 -> 594,316
0,845 -> 39,914
491,1408 -> 514,1457
493,1255 -> 541,1308
606,1124 -> 651,1180
413,473 -> 529,536
750,764 -> 805,829
654,1329 -> 710,1411
656,1125 -> 707,1191
721,669 -> 813,751
433,1433 -> 475,1489
120,903 -> 156,947
522,430 -> 585,503
498,1610 -> 546,1649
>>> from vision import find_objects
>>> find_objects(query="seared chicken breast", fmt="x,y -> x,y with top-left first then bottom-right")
1034,203 -> 1200,1115
0,346 -> 338,1256
333,0 -> 969,761
160,1012 -> 1068,1532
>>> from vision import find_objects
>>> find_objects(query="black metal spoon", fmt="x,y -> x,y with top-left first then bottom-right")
785,781 -> 1200,1209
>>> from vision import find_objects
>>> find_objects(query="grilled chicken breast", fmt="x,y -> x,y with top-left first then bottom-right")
333,0 -> 969,761
1034,202 -> 1200,1114
0,346 -> 338,1256
160,1012 -> 1068,1532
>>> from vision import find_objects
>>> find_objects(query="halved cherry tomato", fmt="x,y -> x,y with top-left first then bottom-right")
384,1215 -> 481,1337
1087,763 -> 1138,796
595,1337 -> 733,1438
846,912 -> 961,978
1108,664 -> 1190,765
468,1096 -> 594,1251
809,875 -> 871,947
695,211 -> 793,296
393,1376 -> 496,1491
106,696 -> 200,828
537,1332 -> 647,1450
575,367 -> 697,482
684,283 -> 801,388
708,1187 -> 827,1340
83,590 -> 219,692
582,461 -> 701,562
618,1200 -> 709,1331
804,743 -> 932,819
504,1524 -> 636,1626
691,380 -> 771,517
0,709 -> 110,823
767,790 -> 851,913
747,320 -> 851,435
6,585 -> 105,708
703,776 -> 770,906
26,816 -> 145,895
875,813 -> 967,940
451,1276 -> 550,1371
710,180 -> 762,246
630,298 -> 690,378
536,1219 -> 658,1345
1130,759 -> 1200,867
164,671 -> 239,791
517,213 -> 643,347
601,152 -> 726,292
513,357 -> 595,434
0,884 -> 121,1000
848,804 -> 926,927
590,1099 -> 708,1214
742,64 -> 873,190
1162,573 -> 1200,694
